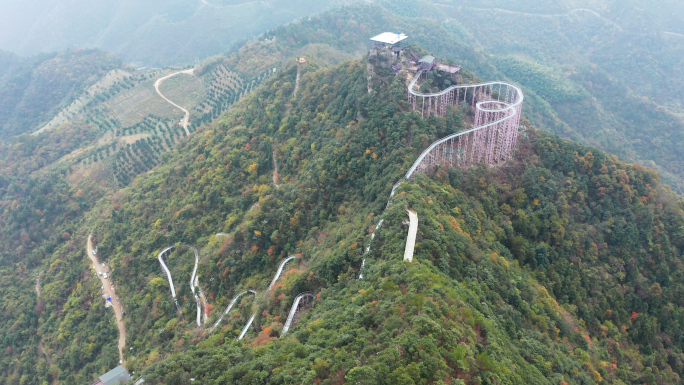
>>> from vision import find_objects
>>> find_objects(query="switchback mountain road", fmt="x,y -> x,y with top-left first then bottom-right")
154,69 -> 195,136
87,234 -> 127,365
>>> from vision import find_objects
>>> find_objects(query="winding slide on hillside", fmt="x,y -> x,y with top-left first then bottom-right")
207,255 -> 299,338
157,245 -> 205,326
282,292 -> 315,335
208,290 -> 256,334
361,73 -> 524,277
133,56 -> 523,384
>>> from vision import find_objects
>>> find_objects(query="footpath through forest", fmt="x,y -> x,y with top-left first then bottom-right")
87,234 -> 127,366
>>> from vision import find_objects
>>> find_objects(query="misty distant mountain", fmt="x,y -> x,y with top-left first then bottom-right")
0,0 -> 348,66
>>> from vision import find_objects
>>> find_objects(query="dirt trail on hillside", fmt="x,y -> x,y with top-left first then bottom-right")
293,64 -> 301,98
272,64 -> 303,187
87,234 -> 127,366
35,271 -> 42,298
154,69 -> 195,136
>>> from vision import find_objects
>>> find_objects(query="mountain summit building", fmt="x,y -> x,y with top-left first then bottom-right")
370,32 -> 408,48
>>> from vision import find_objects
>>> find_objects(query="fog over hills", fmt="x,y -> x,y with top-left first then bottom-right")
0,0 -> 350,66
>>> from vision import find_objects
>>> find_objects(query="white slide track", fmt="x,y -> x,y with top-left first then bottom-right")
360,72 -> 523,273
403,208 -> 418,262
403,75 -> 523,187
282,292 -> 315,335
157,245 -> 205,326
238,314 -> 256,340
268,256 -> 297,290
234,256 -> 298,339
359,218 -> 384,279
196,276 -> 209,324
209,289 -> 256,334
154,69 -> 195,136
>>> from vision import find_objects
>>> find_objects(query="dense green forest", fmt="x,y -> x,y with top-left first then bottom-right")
0,2 -> 684,384
3,47 -> 683,383
132,58 -> 684,385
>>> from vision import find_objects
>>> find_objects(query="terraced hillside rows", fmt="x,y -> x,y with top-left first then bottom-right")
35,60 -> 275,189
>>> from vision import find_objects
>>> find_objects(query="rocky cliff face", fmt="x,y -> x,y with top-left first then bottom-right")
367,45 -> 403,93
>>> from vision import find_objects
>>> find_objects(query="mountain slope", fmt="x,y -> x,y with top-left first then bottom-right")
16,51 -> 684,384
0,49 -> 122,139
1,4 -> 684,384
405,0 -> 684,191
122,60 -> 684,384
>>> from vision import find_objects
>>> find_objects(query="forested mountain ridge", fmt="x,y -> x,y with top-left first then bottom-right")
0,49 -> 122,139
6,46 -> 684,384
6,3 -> 682,193
1,3 -> 684,384
130,58 -> 684,385
377,0 -> 684,191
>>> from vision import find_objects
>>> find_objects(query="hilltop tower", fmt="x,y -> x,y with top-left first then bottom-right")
368,32 -> 408,69
367,32 -> 409,93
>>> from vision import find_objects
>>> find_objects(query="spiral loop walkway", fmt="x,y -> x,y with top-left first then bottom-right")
407,73 -> 524,175
360,73 -> 524,278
